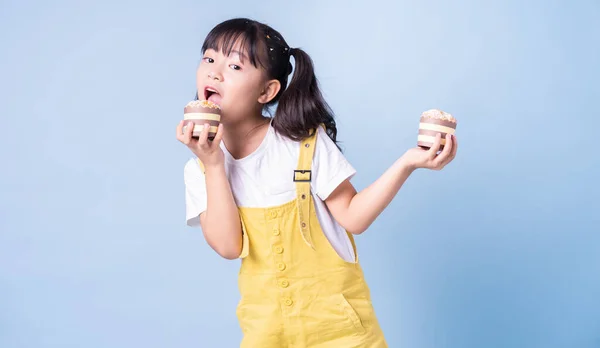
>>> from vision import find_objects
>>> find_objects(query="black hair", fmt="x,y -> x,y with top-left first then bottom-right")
199,18 -> 339,148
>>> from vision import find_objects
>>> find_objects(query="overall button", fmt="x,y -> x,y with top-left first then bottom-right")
272,228 -> 280,236
269,211 -> 277,218
301,222 -> 307,228
279,280 -> 289,288
274,246 -> 284,254
283,298 -> 293,306
277,263 -> 286,271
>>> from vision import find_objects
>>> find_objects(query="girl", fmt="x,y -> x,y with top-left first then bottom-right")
177,18 -> 457,348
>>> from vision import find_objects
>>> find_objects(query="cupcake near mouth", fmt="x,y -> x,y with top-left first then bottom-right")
417,109 -> 457,151
183,100 -> 221,140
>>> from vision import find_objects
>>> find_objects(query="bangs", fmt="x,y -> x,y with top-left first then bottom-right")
201,19 -> 266,68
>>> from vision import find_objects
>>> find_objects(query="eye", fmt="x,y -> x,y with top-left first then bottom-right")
230,64 -> 241,70
203,57 -> 214,63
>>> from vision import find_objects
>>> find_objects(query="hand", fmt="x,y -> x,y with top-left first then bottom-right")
402,133 -> 458,171
176,121 -> 225,168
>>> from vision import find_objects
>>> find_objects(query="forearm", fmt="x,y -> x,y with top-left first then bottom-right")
344,157 -> 415,234
201,164 -> 243,259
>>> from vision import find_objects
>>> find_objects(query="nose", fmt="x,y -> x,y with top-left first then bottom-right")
208,70 -> 222,81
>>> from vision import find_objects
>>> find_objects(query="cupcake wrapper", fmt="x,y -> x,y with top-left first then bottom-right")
417,117 -> 456,151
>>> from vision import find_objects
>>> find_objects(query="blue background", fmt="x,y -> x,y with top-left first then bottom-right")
1,0 -> 599,347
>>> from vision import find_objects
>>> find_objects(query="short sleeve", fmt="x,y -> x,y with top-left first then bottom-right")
184,158 -> 207,227
183,158 -> 249,259
312,126 -> 357,200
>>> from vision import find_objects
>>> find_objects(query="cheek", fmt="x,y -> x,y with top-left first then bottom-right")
228,77 -> 260,100
195,70 -> 204,96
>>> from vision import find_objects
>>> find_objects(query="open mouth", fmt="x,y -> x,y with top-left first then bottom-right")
204,86 -> 222,105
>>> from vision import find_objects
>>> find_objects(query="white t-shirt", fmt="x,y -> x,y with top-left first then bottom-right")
183,122 -> 357,262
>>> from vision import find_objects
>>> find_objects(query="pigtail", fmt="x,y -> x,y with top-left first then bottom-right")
273,48 -> 339,148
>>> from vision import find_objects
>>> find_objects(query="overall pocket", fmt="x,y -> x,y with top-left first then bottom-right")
336,293 -> 367,335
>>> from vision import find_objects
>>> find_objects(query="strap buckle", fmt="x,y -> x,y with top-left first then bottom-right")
293,170 -> 311,182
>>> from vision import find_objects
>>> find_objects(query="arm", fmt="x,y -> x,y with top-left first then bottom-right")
325,157 -> 414,235
326,133 -> 457,235
199,163 -> 243,260
178,121 -> 242,260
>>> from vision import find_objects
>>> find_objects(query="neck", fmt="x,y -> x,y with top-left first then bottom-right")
221,111 -> 271,160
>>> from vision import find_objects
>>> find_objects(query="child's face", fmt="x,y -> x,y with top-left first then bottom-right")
196,43 -> 269,122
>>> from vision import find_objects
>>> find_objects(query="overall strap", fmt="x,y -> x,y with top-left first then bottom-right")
197,124 -> 324,251
294,126 -> 323,249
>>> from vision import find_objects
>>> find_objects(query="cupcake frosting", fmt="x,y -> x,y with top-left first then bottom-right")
185,100 -> 221,110
421,109 -> 456,123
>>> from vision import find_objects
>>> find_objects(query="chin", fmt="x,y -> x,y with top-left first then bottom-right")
218,109 -> 242,124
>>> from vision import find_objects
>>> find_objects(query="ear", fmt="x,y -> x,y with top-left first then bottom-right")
257,79 -> 281,104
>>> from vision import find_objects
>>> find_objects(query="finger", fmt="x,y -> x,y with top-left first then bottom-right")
440,134 -> 458,168
185,121 -> 195,137
182,121 -> 195,145
176,120 -> 184,137
427,133 -> 442,158
211,123 -> 224,146
440,133 -> 453,157
197,123 -> 211,147
433,134 -> 453,168
176,120 -> 185,142
450,134 -> 458,159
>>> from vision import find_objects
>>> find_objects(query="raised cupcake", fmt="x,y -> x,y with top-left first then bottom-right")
183,100 -> 221,140
417,109 -> 457,151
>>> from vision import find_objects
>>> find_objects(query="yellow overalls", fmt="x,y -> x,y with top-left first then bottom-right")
199,128 -> 387,347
